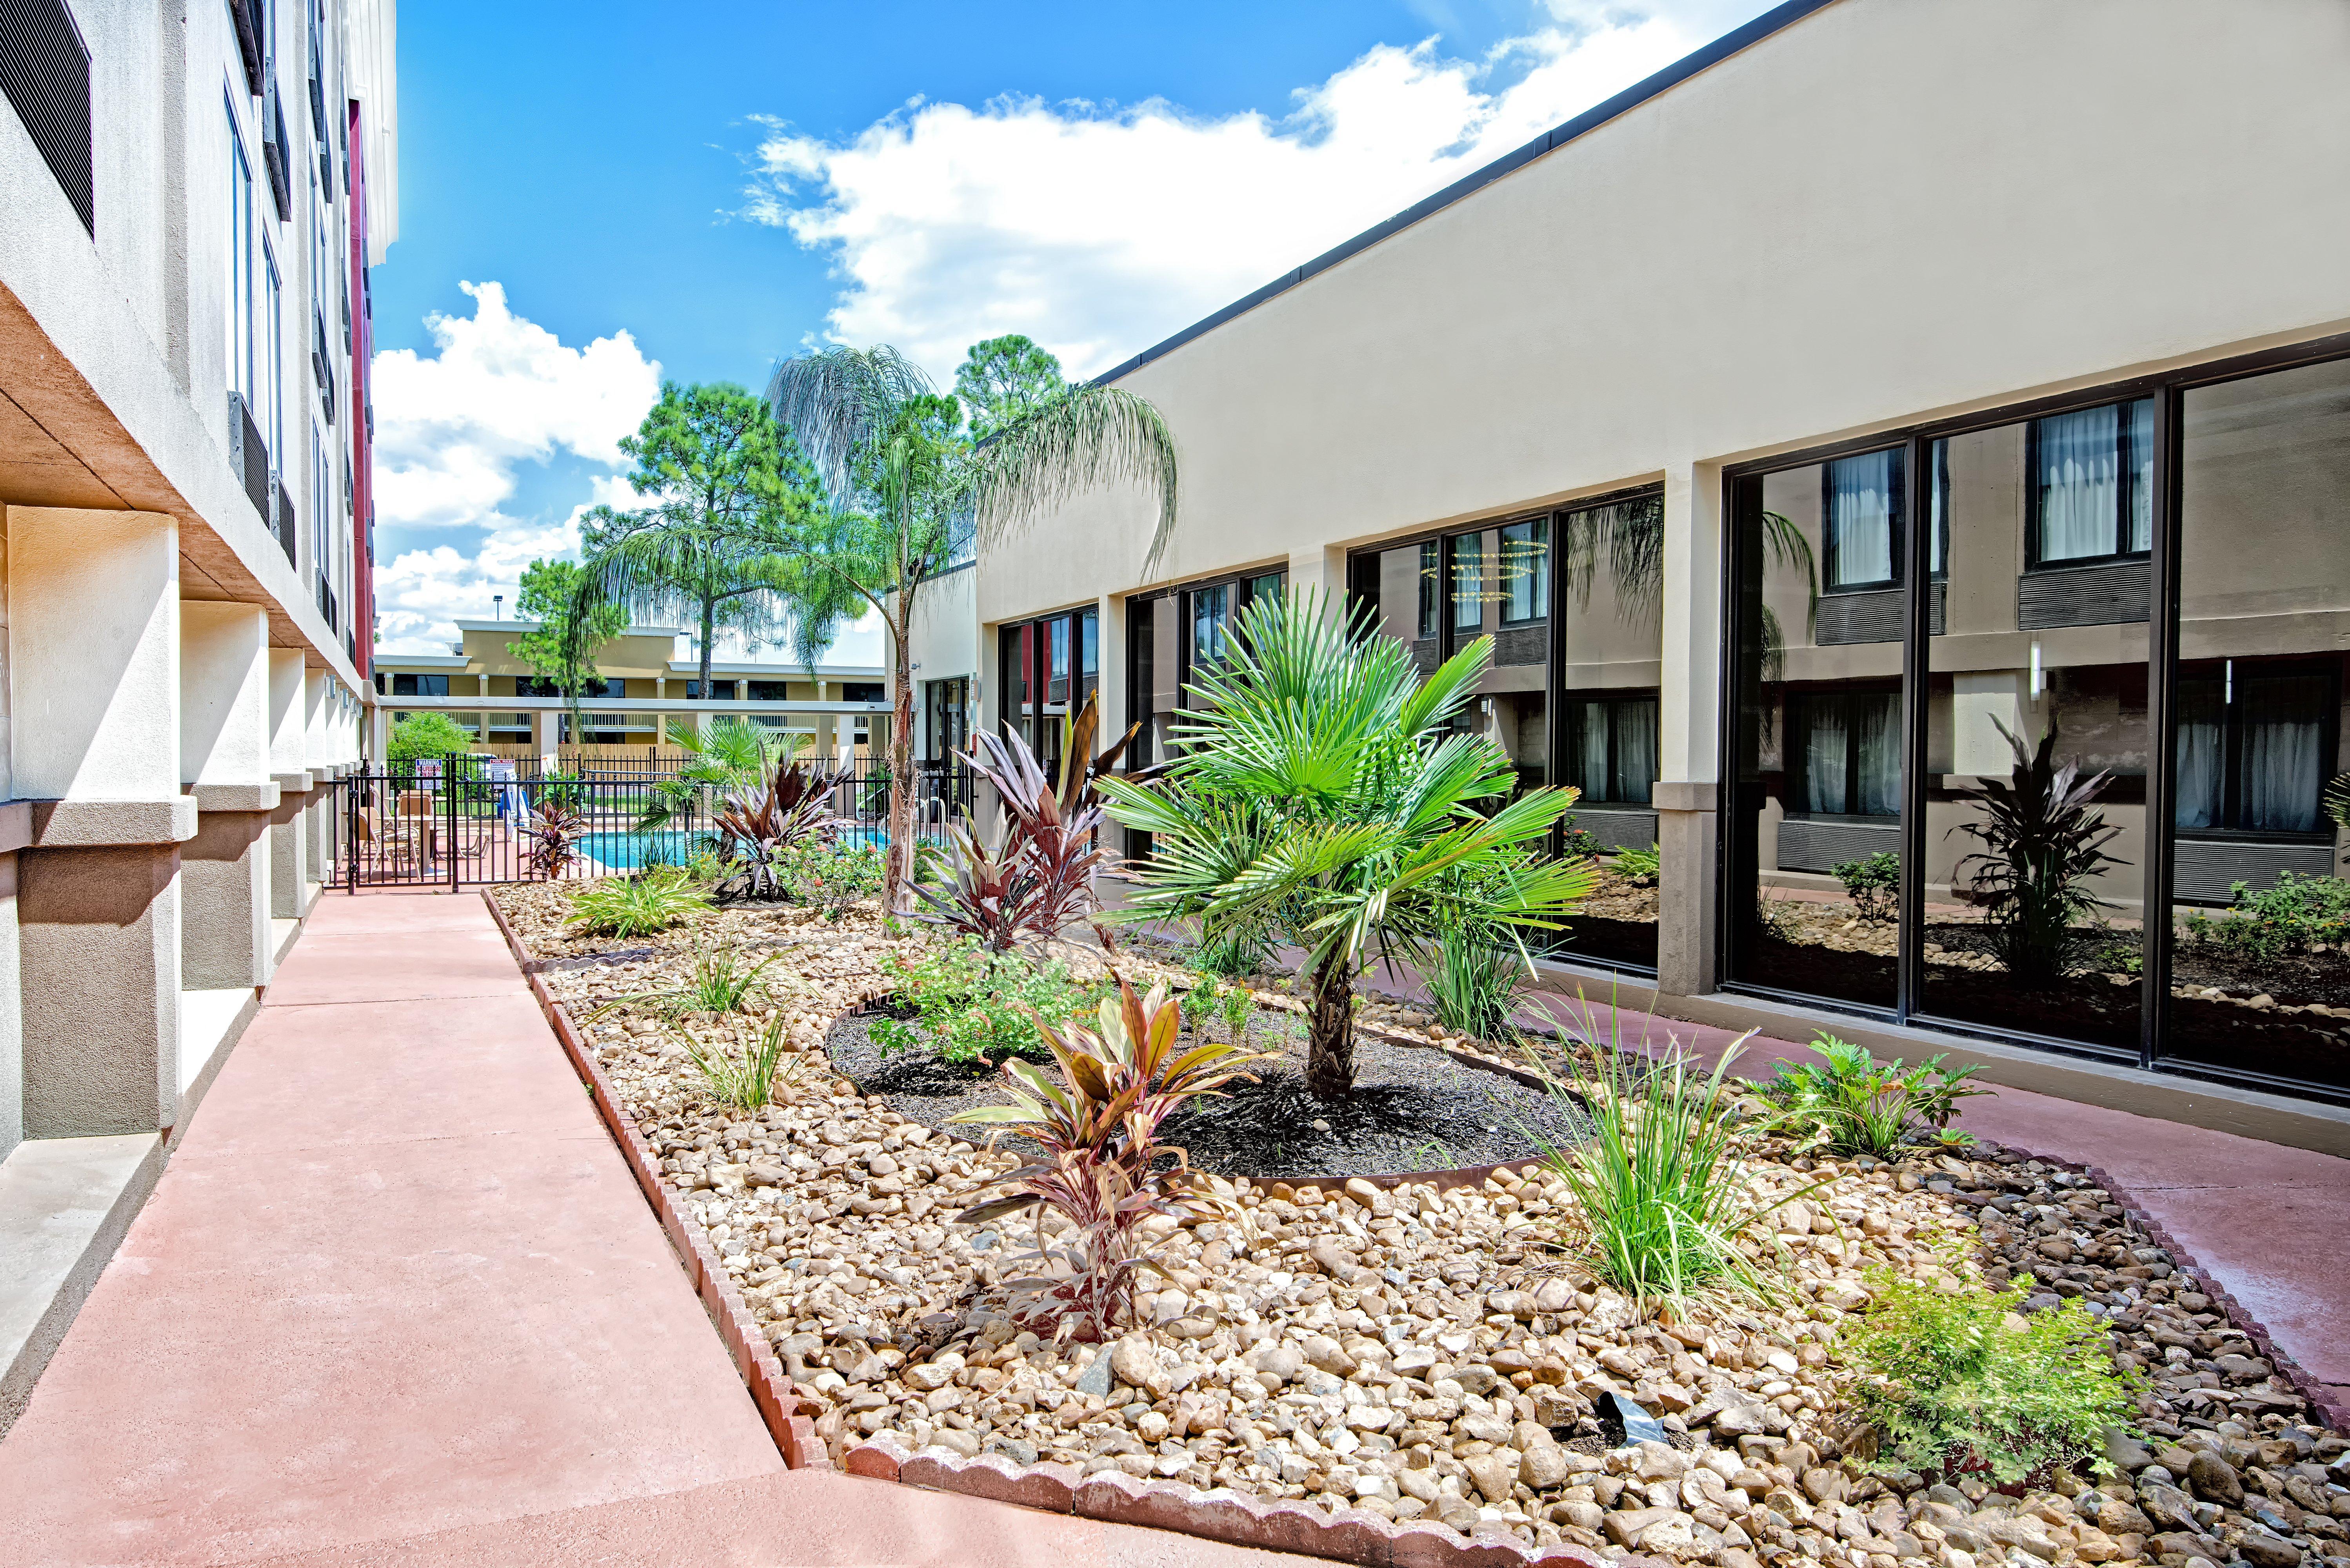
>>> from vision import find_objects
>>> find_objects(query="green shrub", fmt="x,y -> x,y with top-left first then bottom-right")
870,939 -> 1110,1065
1758,1034 -> 1988,1158
1214,981 -> 1256,1043
1612,843 -> 1662,887
1189,918 -> 1274,981
2181,872 -> 2350,963
1846,1270 -> 2143,1485
387,711 -> 478,764
1525,1004 -> 1786,1314
771,840 -> 887,916
1425,929 -> 1525,1042
1559,818 -> 1602,861
567,867 -> 711,938
1832,850 -> 1901,923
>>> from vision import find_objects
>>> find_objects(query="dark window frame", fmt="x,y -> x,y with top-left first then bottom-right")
1560,688 -> 1659,807
1821,447 -> 1907,595
1497,516 -> 1550,627
1781,682 -> 1903,820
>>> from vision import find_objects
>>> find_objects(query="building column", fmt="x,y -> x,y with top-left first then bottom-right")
179,603 -> 278,991
1096,592 -> 1126,740
304,669 -> 336,884
10,508 -> 192,1139
1654,461 -> 1723,999
1287,543 -> 1350,615
267,649 -> 312,919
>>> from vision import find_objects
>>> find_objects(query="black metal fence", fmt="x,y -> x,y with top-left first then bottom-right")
338,759 -> 977,890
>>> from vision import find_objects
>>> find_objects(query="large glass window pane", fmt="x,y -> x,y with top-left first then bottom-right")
1556,493 -> 1663,972
1450,532 -> 1485,634
1728,459 -> 1901,1009
1190,584 -> 1230,671
1500,518 -> 1549,623
1048,617 -> 1070,704
2164,356 -> 2350,1089
1919,419 -> 2145,1053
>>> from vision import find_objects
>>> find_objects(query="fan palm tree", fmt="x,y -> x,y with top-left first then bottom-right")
765,343 -> 1178,913
635,715 -> 800,831
1098,590 -> 1595,1097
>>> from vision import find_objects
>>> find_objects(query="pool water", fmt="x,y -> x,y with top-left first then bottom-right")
573,825 -> 893,873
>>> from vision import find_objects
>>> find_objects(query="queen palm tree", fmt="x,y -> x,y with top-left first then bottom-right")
765,343 -> 1178,914
1098,591 -> 1594,1097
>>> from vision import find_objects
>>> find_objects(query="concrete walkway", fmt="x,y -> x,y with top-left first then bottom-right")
0,893 -> 1327,1567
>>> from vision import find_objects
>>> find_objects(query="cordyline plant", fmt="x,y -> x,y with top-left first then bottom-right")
523,799 -> 584,880
712,752 -> 851,901
947,976 -> 1269,1341
1100,590 -> 1594,1096
918,693 -> 1143,951
1950,719 -> 2126,985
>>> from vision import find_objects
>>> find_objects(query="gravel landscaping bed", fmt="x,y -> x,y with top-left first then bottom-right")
498,884 -> 2350,1568
825,1008 -> 1592,1179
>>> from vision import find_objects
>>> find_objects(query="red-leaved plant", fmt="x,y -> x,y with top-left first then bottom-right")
523,799 -> 585,879
918,693 -> 1150,951
947,975 -> 1268,1341
713,753 -> 851,900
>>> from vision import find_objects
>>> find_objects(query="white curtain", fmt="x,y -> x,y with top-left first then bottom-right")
1827,451 -> 1897,587
2126,398 -> 2154,554
2172,679 -> 2223,829
1574,701 -> 1610,800
2036,405 -> 2120,561
1854,693 -> 1901,817
2243,672 -> 2326,832
1803,699 -> 1849,813
1616,697 -> 1658,805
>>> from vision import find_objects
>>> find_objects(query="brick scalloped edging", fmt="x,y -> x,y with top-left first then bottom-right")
480,891 -> 828,1471
841,1434 -> 1625,1568
1981,1140 -> 2350,1434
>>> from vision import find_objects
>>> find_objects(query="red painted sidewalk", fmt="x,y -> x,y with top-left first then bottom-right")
0,894 -> 1326,1567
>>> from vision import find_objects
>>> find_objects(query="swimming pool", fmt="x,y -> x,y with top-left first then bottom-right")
572,824 -> 895,873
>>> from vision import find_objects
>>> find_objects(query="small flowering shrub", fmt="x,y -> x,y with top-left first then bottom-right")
1846,1269 -> 2143,1485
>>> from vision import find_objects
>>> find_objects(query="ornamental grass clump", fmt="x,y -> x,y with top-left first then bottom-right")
1523,996 -> 1788,1316
567,867 -> 711,938
1425,926 -> 1528,1043
1846,1269 -> 2143,1486
947,975 -> 1270,1341
596,946 -> 780,1022
1758,1034 -> 1990,1159
684,1015 -> 802,1111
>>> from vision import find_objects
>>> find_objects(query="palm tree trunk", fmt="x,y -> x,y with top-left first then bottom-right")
885,604 -> 916,915
698,600 -> 716,697
1303,949 -> 1357,1097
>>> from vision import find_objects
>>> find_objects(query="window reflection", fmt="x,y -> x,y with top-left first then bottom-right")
2165,356 -> 2350,1089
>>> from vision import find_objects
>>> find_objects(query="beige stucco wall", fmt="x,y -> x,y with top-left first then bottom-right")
961,0 -> 2350,783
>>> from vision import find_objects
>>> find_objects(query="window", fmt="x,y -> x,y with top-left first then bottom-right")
2175,662 -> 2335,836
2029,397 -> 2154,564
1247,571 -> 1285,609
1824,449 -> 1905,590
1190,583 -> 1232,669
227,100 -> 255,407
1562,694 -> 1658,805
311,423 -> 330,587
1499,517 -> 1548,624
1416,542 -> 1439,638
685,679 -> 734,699
262,241 -> 284,474
841,681 -> 884,703
1049,617 -> 1070,703
746,679 -> 791,701
1449,533 -> 1483,631
390,673 -> 449,697
1788,688 -> 1901,817
926,677 -> 970,762
1078,608 -> 1099,704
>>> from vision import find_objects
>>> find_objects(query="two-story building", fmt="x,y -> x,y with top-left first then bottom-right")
370,621 -> 891,764
914,0 -> 2350,1137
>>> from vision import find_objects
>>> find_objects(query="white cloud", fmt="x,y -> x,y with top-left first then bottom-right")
745,7 -> 1725,380
367,282 -> 661,653
371,280 -> 661,532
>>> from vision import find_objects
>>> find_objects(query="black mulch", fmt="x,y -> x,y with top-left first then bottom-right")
822,1010 -> 1591,1180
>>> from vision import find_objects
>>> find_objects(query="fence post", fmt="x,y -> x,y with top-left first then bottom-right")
346,775 -> 357,893
448,764 -> 461,891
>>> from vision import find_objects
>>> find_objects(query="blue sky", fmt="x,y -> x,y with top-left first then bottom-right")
367,0 -> 1775,655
